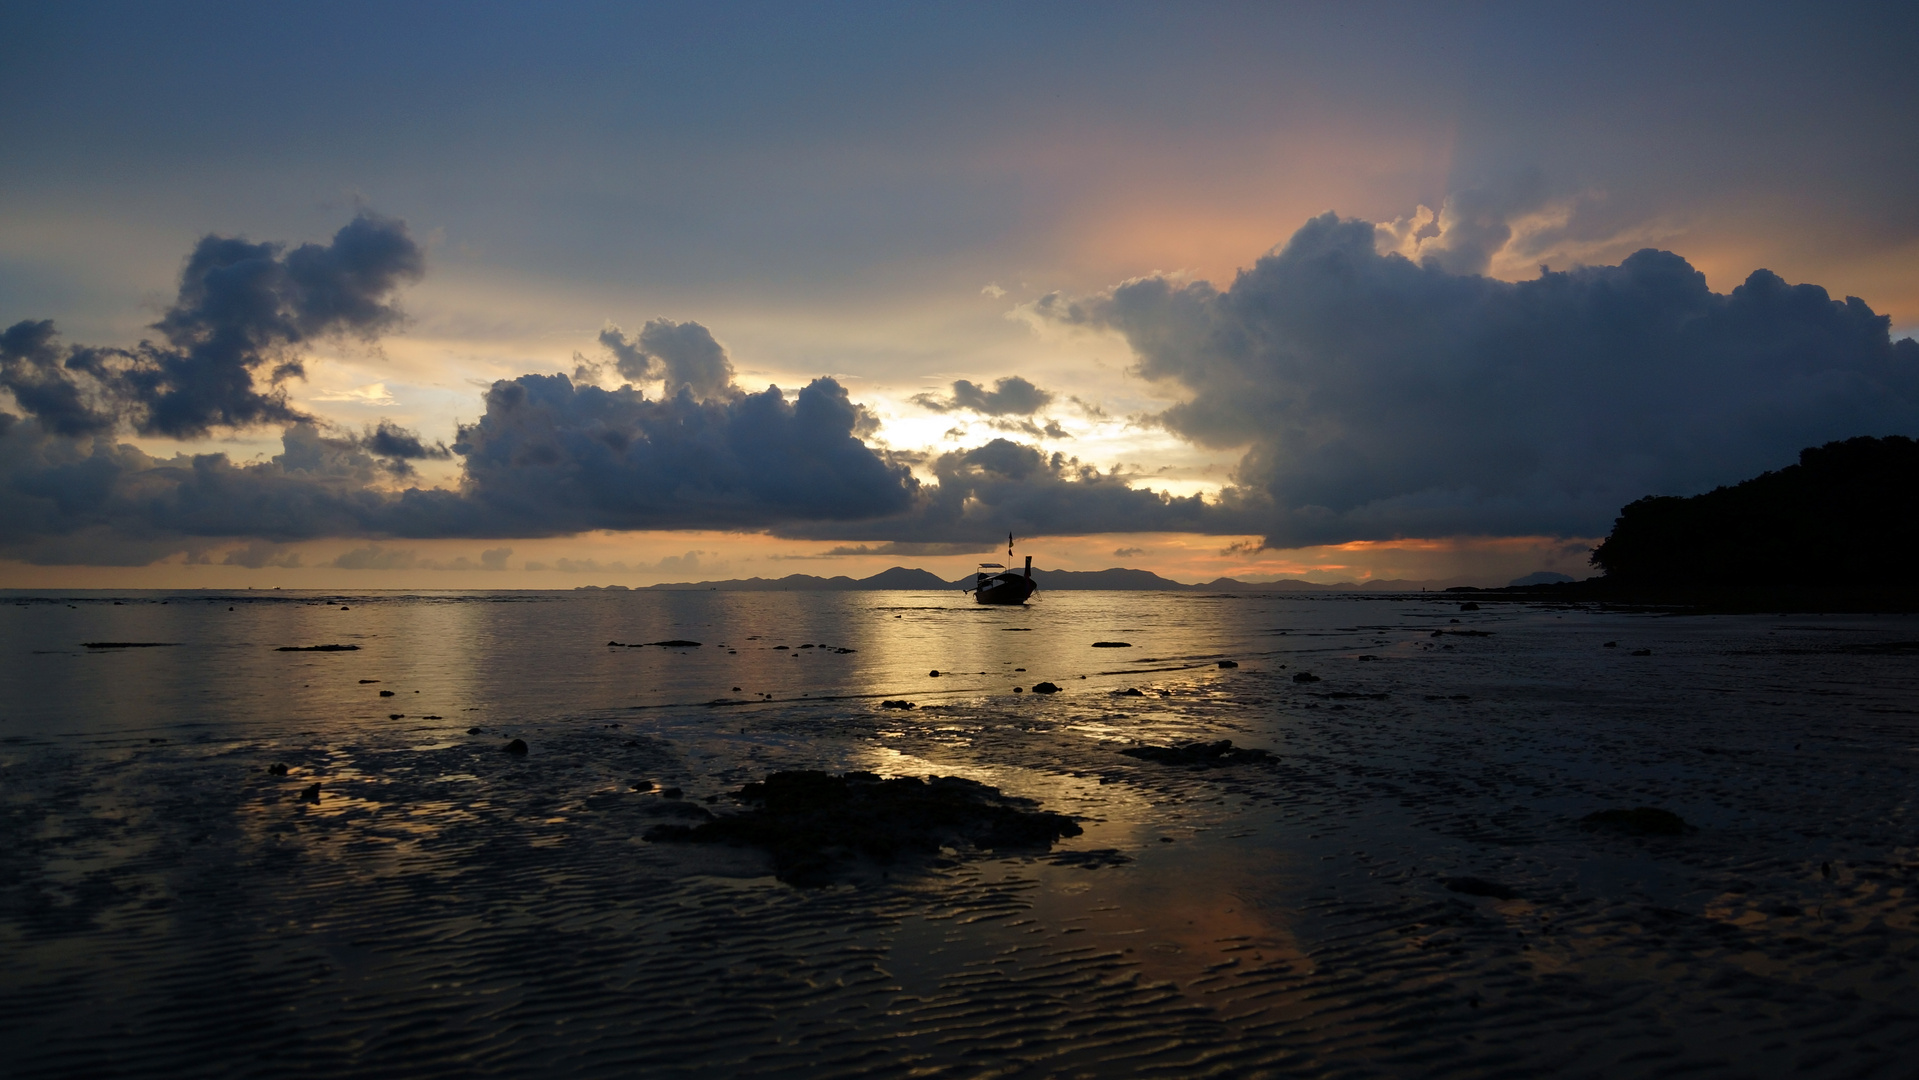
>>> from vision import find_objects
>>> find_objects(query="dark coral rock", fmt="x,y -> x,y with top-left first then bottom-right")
1031,682 -> 1061,693
275,644 -> 358,652
1091,641 -> 1132,648
880,700 -> 917,709
1119,740 -> 1274,768
1443,876 -> 1518,900
643,770 -> 1081,886
267,763 -> 289,776
648,640 -> 702,647
503,738 -> 528,756
1581,807 -> 1689,836
1217,660 -> 1238,668
378,689 -> 395,697
1292,671 -> 1321,683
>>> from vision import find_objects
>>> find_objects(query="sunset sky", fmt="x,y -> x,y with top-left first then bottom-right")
3,1 -> 1915,588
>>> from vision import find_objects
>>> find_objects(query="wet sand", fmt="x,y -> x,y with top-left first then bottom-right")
4,593 -> 1917,1077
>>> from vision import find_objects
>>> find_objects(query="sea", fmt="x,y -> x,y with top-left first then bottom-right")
4,588 -> 1918,1078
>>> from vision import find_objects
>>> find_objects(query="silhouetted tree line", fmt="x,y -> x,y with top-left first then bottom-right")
1591,436 -> 1919,586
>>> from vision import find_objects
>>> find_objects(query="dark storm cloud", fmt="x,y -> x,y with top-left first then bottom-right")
913,376 -> 1054,416
1036,212 -> 1919,546
0,213 -> 423,439
779,437 -> 1216,546
598,319 -> 737,401
451,373 -> 916,532
362,418 -> 451,475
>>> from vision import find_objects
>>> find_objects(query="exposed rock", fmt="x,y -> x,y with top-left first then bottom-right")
503,738 -> 528,756
643,770 -> 1082,886
880,700 -> 917,710
275,643 -> 360,652
299,784 -> 321,804
928,669 -> 940,677
466,727 -> 482,735
1603,641 -> 1618,648
1581,806 -> 1689,836
1091,641 -> 1132,648
1113,687 -> 1147,697
83,642 -> 178,649
1217,660 -> 1239,669
1119,740 -> 1274,768
266,763 -> 289,776
660,787 -> 683,799
1443,876 -> 1517,900
647,640 -> 702,647
387,713 -> 404,720
1031,682 -> 1061,694
1459,602 -> 1481,611
1631,648 -> 1653,656
359,679 -> 379,684
1292,671 -> 1321,683
378,689 -> 395,697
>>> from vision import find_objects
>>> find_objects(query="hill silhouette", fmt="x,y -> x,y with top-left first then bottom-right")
1590,436 -> 1919,588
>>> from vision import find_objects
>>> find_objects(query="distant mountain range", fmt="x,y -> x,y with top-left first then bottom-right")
582,566 -> 1479,592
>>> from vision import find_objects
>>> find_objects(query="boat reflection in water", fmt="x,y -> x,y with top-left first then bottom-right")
969,534 -> 1037,605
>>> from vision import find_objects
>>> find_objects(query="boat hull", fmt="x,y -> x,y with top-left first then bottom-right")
974,573 -> 1037,605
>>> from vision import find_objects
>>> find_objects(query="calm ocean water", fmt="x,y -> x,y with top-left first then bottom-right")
6,589 -> 1919,1077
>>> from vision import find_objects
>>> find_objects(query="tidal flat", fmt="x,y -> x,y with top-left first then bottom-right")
3,590 -> 1916,1077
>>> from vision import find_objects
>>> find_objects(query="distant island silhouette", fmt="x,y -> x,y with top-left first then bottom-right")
575,567 -> 1473,594
1477,435 -> 1919,610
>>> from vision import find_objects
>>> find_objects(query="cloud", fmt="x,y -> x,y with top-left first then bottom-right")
1033,211 -> 1919,547
913,375 -> 1054,416
1113,546 -> 1144,557
222,540 -> 302,568
480,546 -> 512,570
452,372 -> 916,533
1,213 -> 423,439
599,319 -> 736,401
784,437 -> 1219,545
332,544 -> 417,570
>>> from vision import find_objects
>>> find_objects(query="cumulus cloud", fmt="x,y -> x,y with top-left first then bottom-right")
1033,211 -> 1919,546
0,214 -> 423,439
452,373 -> 917,533
783,437 -> 1217,545
599,319 -> 736,401
913,376 -> 1054,416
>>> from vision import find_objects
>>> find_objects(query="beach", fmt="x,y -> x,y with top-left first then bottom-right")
3,590 -> 1916,1077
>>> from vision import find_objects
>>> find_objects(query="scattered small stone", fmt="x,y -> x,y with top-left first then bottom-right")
775,645 -> 789,650
1120,740 -> 1274,768
880,700 -> 917,710
928,669 -> 940,677
1031,682 -> 1061,694
340,606 -> 349,611
275,644 -> 361,652
422,715 -> 442,720
1217,660 -> 1238,668
1581,806 -> 1689,836
632,780 -> 654,791
299,784 -> 321,804
1358,654 -> 1378,661
503,738 -> 528,756
388,713 -> 404,720
379,689 -> 395,697
1292,671 -> 1321,683
1091,641 -> 1132,648
1459,602 -> 1480,611
359,679 -> 379,684
1631,648 -> 1652,656
607,640 -> 624,646
1443,876 -> 1518,900
1014,667 -> 1025,672
647,640 -> 702,647
732,686 -> 742,691
467,727 -> 482,735
1113,687 -> 1146,697
1603,641 -> 1618,648
267,763 -> 289,776
661,787 -> 683,799
1822,861 -> 1834,879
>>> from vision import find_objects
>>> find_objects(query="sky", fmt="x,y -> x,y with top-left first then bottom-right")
2,1 -> 1915,588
